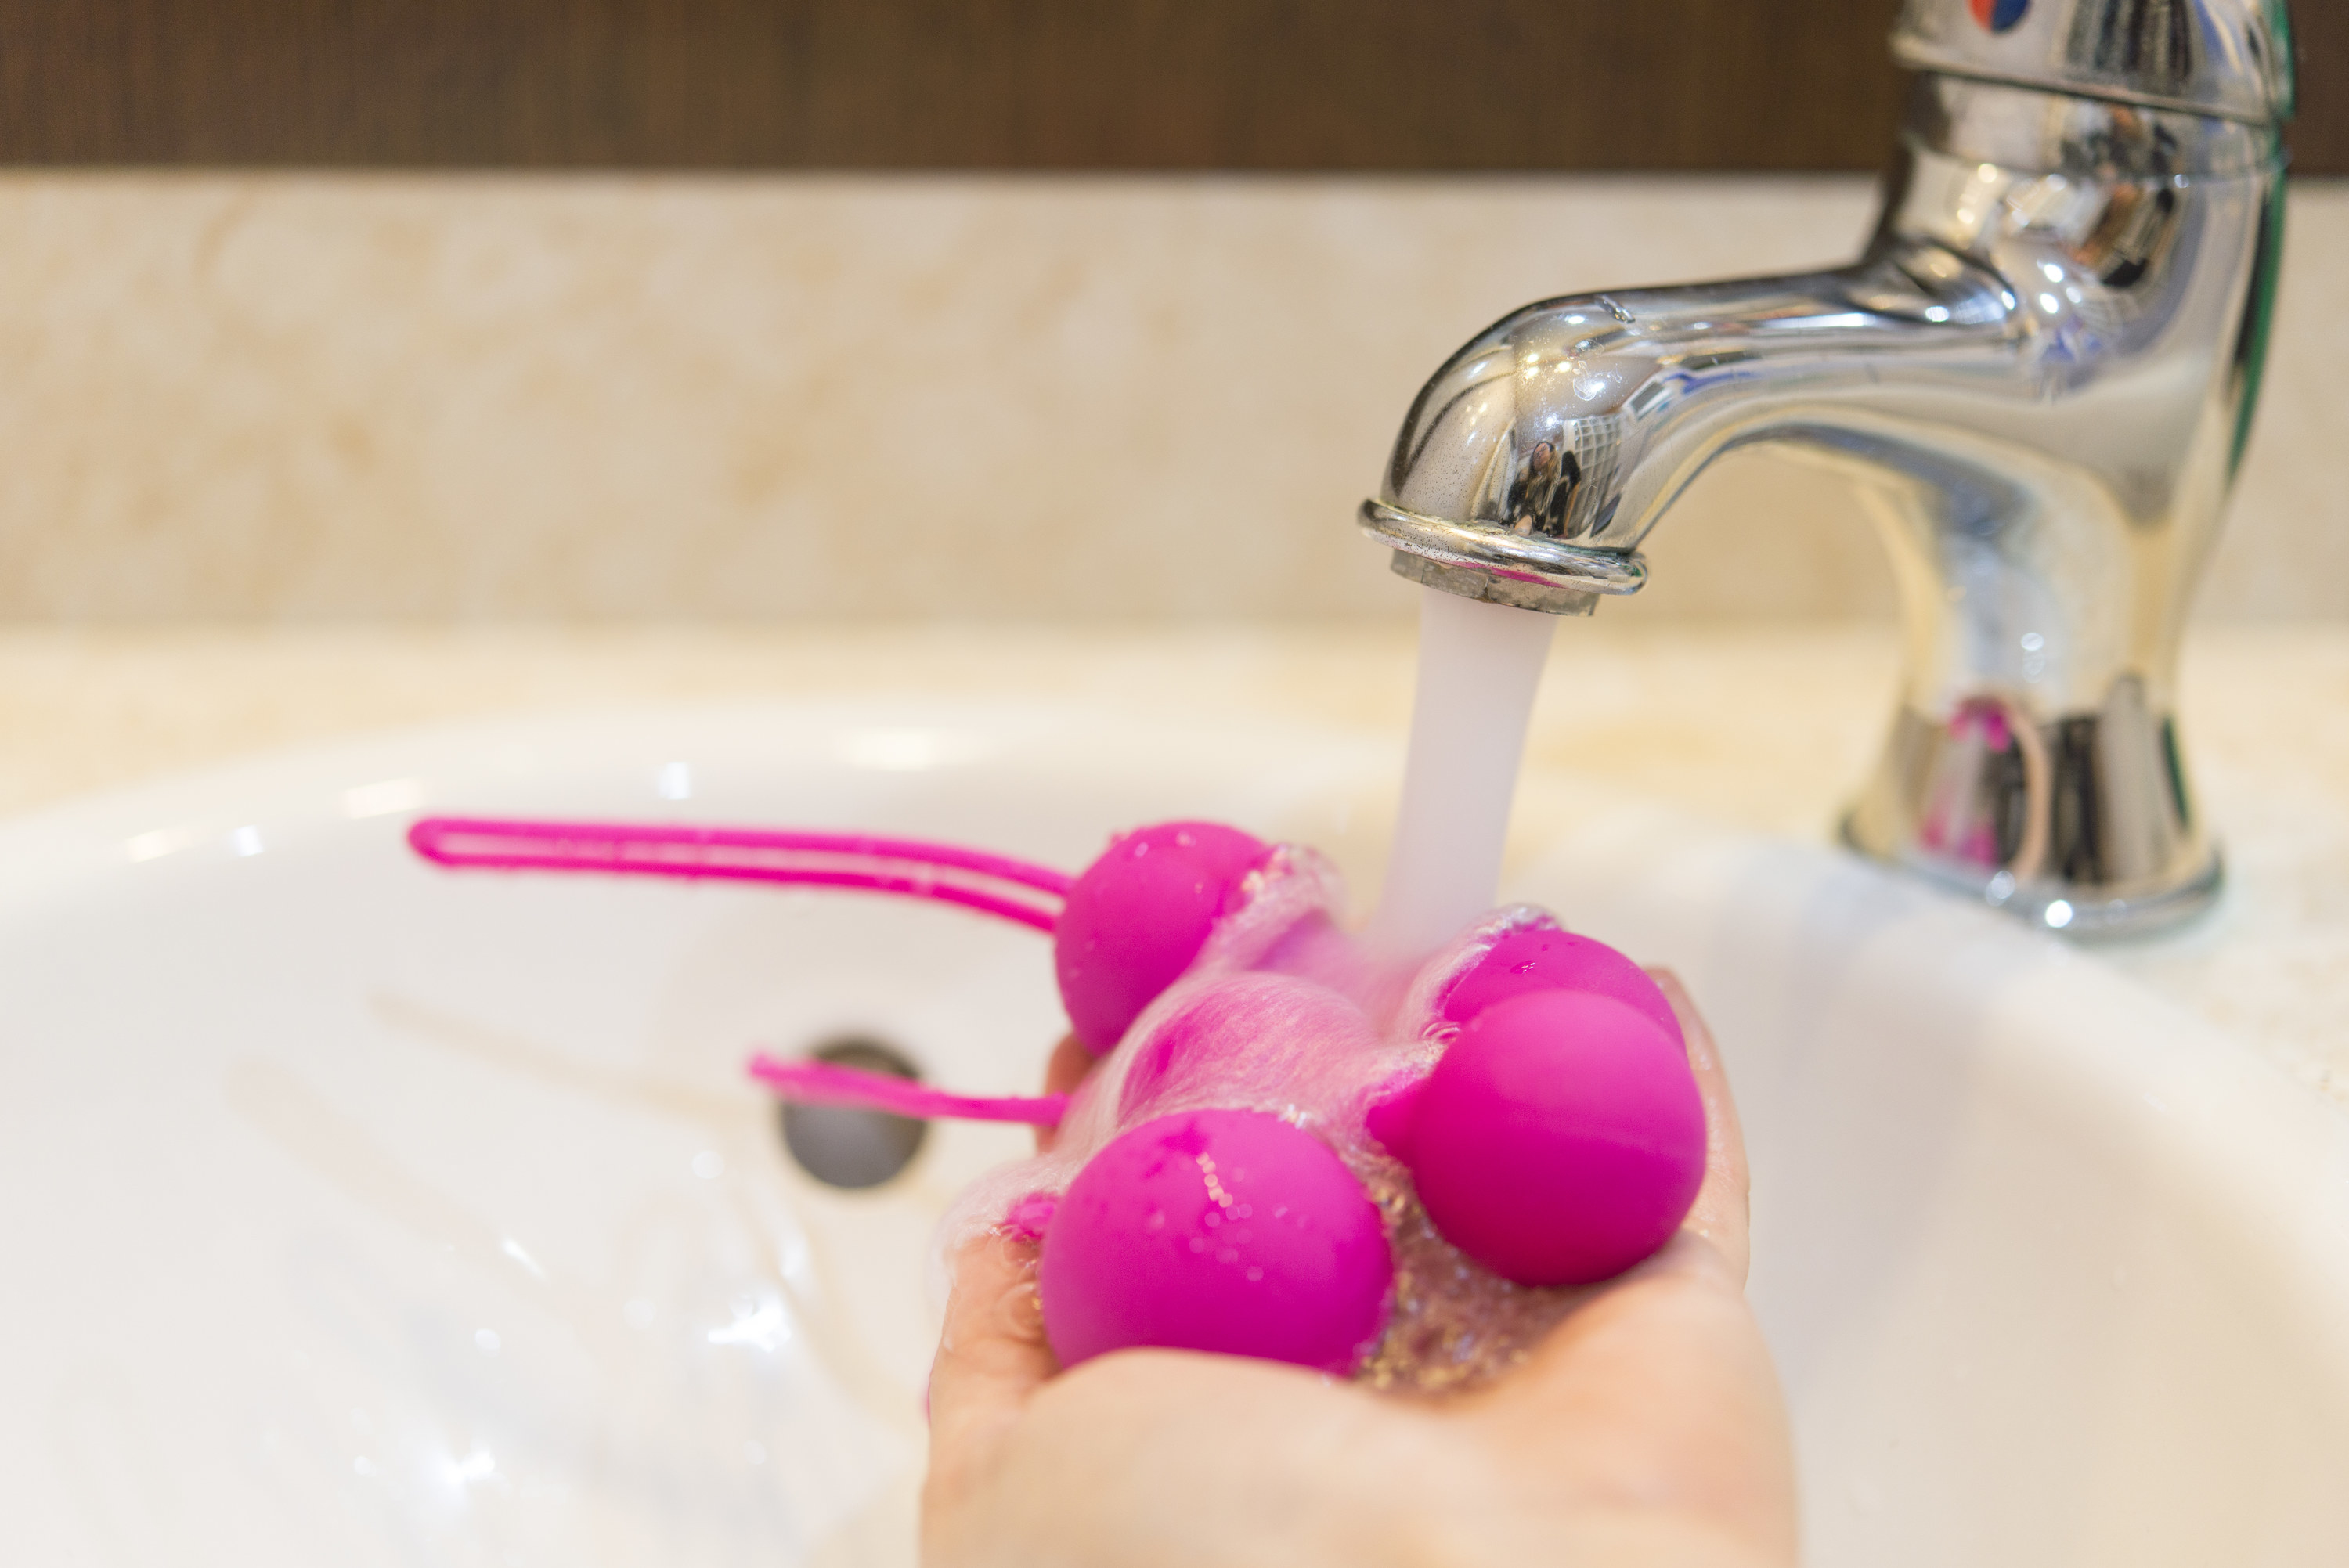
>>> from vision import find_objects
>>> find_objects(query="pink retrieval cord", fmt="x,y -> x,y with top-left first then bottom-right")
407,813 -> 1075,1127
745,1053 -> 1066,1127
408,815 -> 1073,932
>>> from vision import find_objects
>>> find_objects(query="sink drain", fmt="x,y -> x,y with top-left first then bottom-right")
778,1036 -> 929,1189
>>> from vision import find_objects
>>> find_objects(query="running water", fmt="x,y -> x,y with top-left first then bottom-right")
1366,586 -> 1559,961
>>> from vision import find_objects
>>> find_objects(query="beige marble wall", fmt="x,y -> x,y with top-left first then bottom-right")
0,171 -> 2338,623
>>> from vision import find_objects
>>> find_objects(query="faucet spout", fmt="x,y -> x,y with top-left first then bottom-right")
1362,66 -> 2288,937
1364,236 -> 2018,607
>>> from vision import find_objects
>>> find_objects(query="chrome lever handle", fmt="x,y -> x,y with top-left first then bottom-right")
1892,0 -> 2293,125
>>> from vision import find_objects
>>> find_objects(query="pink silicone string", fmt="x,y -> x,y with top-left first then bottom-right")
407,816 -> 1072,933
748,1052 -> 1068,1128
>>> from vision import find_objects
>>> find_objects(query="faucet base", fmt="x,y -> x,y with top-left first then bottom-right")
1840,690 -> 2226,939
1838,813 -> 2224,939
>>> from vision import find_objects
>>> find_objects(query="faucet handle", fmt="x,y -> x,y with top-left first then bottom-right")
1893,0 -> 2293,124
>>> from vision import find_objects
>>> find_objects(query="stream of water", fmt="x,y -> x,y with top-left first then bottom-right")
1365,585 -> 1559,961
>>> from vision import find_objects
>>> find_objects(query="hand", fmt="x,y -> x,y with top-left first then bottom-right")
922,971 -> 1797,1568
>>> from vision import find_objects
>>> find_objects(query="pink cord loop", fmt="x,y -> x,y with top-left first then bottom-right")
406,815 -> 1072,933
748,1052 -> 1068,1128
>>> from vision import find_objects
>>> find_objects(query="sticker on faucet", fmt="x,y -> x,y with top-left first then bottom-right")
1969,0 -> 2029,31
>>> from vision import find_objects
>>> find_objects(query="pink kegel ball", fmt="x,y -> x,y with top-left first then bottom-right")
1054,821 -> 1269,1053
1440,919 -> 1683,1047
1398,989 -> 1706,1288
1037,1108 -> 1393,1375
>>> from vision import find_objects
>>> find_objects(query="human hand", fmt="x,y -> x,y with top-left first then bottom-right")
921,971 -> 1797,1567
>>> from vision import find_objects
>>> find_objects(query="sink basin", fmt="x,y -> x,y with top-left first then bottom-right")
5,700 -> 2347,1566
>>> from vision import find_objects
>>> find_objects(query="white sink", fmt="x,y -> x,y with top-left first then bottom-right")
4,701 -> 2346,1566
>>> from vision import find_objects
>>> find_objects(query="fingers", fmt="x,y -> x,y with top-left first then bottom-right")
926,1231 -> 1059,1468
927,1039 -> 1088,1560
1036,1032 -> 1096,1154
1482,1250 -> 1799,1565
1043,1031 -> 1095,1097
931,1029 -> 1089,1458
1650,968 -> 1752,1285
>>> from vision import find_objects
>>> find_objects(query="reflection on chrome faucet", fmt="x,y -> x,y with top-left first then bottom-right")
1361,0 -> 2294,937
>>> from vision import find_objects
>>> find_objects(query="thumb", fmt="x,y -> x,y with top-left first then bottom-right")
929,1032 -> 1081,1494
927,1229 -> 1059,1472
1647,967 -> 1752,1285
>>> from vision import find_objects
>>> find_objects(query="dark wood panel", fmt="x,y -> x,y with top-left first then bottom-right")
0,1 -> 2334,173
2293,0 -> 2346,172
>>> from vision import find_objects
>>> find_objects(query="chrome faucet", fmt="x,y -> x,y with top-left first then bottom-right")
1362,0 -> 2293,938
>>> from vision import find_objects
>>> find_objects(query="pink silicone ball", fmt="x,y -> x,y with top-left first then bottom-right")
1441,920 -> 1683,1047
1037,1108 -> 1393,1374
1054,821 -> 1268,1053
1403,989 -> 1705,1288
